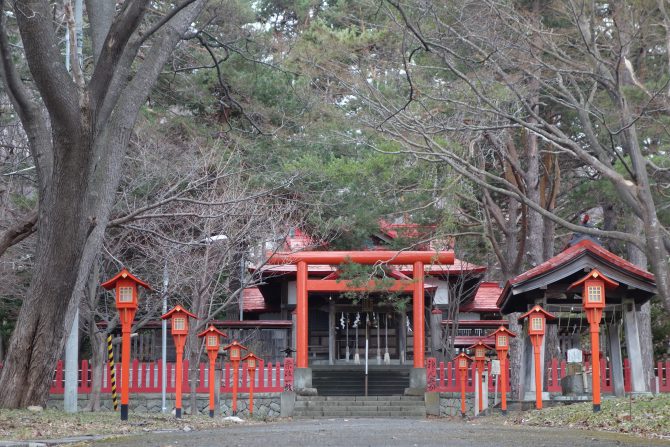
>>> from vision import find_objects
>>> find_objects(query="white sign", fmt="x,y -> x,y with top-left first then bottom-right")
490,359 -> 501,375
567,348 -> 583,363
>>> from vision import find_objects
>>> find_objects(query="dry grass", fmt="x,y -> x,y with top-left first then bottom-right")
0,409 -> 263,441
507,394 -> 670,439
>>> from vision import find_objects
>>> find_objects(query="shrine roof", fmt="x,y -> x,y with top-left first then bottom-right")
497,239 -> 656,313
253,257 -> 485,277
242,287 -> 274,313
460,282 -> 502,313
455,335 -> 496,347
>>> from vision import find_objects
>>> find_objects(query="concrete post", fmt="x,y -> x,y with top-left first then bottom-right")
430,309 -> 443,360
474,370 -> 488,415
328,301 -> 335,365
64,309 -> 79,413
398,309 -> 407,365
624,300 -> 648,392
607,323 -> 625,397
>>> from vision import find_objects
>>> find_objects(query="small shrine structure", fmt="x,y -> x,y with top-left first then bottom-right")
497,239 -> 656,399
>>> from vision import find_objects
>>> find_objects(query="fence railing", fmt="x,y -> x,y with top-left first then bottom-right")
426,357 -> 636,394
47,358 -> 293,394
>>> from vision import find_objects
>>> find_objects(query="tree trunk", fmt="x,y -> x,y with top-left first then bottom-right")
508,314 -> 524,399
85,332 -> 106,411
0,0 -> 206,408
627,215 -> 655,390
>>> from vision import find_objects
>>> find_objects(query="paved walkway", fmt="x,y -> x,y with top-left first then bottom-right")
85,418 -> 670,447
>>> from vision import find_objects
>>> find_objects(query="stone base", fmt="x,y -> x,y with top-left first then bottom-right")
47,392 -> 281,418
409,367 -> 426,388
280,391 -> 296,417
561,373 -> 591,396
523,391 -> 550,401
295,367 -> 312,389
425,392 -> 440,416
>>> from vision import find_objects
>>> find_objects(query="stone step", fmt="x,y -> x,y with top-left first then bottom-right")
293,408 -> 426,418
295,400 -> 426,408
296,394 -> 423,401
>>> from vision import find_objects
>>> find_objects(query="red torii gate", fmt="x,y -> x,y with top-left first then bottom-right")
266,250 -> 455,370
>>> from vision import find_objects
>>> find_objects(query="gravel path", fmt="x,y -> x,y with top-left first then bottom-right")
87,417 -> 670,447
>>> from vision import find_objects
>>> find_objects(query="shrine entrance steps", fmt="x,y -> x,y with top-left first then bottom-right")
311,365 -> 410,396
293,395 -> 426,418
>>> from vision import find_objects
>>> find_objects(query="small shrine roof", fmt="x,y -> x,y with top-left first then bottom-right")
460,282 -> 502,313
242,287 -> 275,313
498,239 -> 656,314
100,268 -> 152,290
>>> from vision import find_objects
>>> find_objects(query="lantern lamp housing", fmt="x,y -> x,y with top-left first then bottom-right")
101,268 -> 151,310
454,352 -> 472,370
492,326 -> 517,352
568,269 -> 619,310
497,334 -> 507,348
243,353 -> 259,370
467,340 -> 493,362
161,305 -> 198,336
223,341 -> 249,363
197,325 -> 227,352
518,305 -> 556,336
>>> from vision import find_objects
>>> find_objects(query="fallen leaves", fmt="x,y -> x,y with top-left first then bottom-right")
0,409 -> 263,441
507,394 -> 670,439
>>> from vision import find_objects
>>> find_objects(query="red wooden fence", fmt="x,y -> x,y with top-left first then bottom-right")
427,357 -> 634,394
3,357 -> 667,395
47,359 -> 288,394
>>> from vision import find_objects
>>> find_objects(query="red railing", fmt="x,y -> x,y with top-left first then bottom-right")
48,358 -> 290,394
427,357 -> 633,394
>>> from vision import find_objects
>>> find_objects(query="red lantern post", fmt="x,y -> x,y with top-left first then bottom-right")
518,305 -> 556,410
569,269 -> 618,412
222,341 -> 248,416
101,268 -> 151,421
197,325 -> 227,418
492,326 -> 516,415
242,352 -> 260,416
468,340 -> 493,415
161,305 -> 197,418
455,352 -> 472,418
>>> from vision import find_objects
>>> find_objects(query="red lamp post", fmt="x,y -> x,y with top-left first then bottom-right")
569,269 -> 618,412
518,305 -> 556,410
242,352 -> 260,416
197,325 -> 227,418
161,305 -> 197,418
492,326 -> 516,415
455,352 -> 473,418
223,341 -> 248,416
101,268 -> 151,421
468,339 -> 493,415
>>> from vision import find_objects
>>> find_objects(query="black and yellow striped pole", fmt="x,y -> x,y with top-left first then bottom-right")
107,334 -> 119,411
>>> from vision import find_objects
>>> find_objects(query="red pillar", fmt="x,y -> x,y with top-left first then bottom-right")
460,367 -> 467,417
412,261 -> 424,368
121,323 -> 131,420
175,341 -> 184,417
297,261 -> 308,368
500,354 -> 508,414
477,362 -> 484,413
532,336 -> 542,410
590,313 -> 602,411
248,368 -> 255,416
208,353 -> 216,417
232,361 -> 239,415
